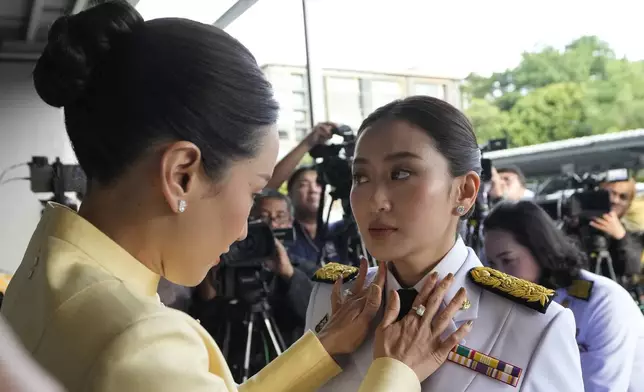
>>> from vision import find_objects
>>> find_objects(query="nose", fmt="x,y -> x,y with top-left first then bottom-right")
310,183 -> 322,195
237,221 -> 248,242
369,184 -> 392,212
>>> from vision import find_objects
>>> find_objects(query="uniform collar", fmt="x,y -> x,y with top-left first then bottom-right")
386,237 -> 481,322
43,203 -> 160,298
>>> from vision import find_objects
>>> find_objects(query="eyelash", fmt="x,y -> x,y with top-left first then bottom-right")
352,169 -> 412,184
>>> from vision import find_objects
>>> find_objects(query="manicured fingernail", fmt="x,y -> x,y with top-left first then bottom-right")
447,273 -> 454,280
466,320 -> 474,327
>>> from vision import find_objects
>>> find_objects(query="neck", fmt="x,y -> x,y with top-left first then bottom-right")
391,234 -> 457,288
295,209 -> 317,236
78,188 -> 163,277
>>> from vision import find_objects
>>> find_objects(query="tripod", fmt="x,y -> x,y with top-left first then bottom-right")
218,269 -> 286,383
590,235 -> 618,281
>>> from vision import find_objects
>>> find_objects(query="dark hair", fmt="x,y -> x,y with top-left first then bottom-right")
287,165 -> 317,193
253,189 -> 294,218
358,96 -> 482,178
484,201 -> 587,289
497,166 -> 526,186
33,1 -> 279,185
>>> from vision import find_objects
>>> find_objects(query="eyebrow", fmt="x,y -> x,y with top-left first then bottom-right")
353,151 -> 423,165
494,250 -> 512,258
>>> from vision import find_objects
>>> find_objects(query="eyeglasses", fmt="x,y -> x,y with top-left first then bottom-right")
258,212 -> 291,225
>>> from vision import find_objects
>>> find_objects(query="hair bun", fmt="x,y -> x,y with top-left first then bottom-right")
33,1 -> 144,108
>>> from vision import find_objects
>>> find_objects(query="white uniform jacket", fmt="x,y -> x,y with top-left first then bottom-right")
555,269 -> 644,392
306,238 -> 584,391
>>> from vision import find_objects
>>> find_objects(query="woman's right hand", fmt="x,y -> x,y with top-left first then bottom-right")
374,272 -> 472,382
317,259 -> 386,356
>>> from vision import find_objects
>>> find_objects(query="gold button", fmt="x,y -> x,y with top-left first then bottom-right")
27,269 -> 34,279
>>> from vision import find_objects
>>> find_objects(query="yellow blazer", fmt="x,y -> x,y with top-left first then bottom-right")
1,204 -> 418,392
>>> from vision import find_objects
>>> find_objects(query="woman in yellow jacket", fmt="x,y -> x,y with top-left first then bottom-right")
0,2 -> 471,391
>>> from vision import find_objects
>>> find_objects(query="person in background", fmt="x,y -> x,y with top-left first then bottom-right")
484,200 -> 644,392
2,3 -> 470,391
265,122 -> 334,191
251,189 -> 316,345
488,165 -> 534,203
266,123 -> 348,264
569,178 -> 642,282
286,166 -> 343,261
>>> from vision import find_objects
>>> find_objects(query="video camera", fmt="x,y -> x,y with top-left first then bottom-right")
219,221 -> 295,269
29,156 -> 87,211
309,124 -> 356,202
535,169 -> 628,223
479,138 -> 507,182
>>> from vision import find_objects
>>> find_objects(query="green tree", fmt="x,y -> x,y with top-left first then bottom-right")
464,35 -> 644,147
506,83 -> 591,146
466,98 -> 511,143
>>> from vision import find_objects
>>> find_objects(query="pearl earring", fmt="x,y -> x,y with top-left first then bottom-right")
178,200 -> 187,213
456,205 -> 466,215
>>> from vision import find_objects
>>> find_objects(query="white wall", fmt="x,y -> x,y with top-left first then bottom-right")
0,62 -> 75,273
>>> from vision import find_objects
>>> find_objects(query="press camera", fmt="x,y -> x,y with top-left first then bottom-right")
29,156 -> 87,211
535,169 -> 627,223
309,124 -> 355,201
219,221 -> 294,269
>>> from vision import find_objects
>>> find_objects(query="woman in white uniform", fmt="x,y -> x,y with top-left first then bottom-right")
484,200 -> 644,392
305,96 -> 584,391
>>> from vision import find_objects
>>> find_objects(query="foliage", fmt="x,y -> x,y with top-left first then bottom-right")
463,36 -> 644,147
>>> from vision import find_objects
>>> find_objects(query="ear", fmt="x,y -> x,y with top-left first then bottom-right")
453,171 -> 481,216
159,141 -> 203,213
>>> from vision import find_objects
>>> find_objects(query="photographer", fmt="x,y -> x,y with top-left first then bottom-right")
265,123 -> 334,191
484,201 -> 644,392
251,190 -> 316,345
266,123 -> 347,264
286,166 -> 343,263
570,179 -> 642,282
488,165 -> 534,204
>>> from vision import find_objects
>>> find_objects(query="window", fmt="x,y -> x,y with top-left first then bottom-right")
292,92 -> 307,109
370,80 -> 403,110
413,83 -> 444,99
325,77 -> 363,129
293,109 -> 308,124
278,129 -> 290,140
290,73 -> 306,90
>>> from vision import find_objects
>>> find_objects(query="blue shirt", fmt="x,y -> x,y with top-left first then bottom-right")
287,220 -> 342,266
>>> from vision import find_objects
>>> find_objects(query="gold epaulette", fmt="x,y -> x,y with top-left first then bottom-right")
312,262 -> 359,284
567,279 -> 593,301
469,267 -> 555,314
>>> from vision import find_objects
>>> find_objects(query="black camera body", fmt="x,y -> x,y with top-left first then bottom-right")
536,169 -> 627,223
219,221 -> 295,268
309,125 -> 356,202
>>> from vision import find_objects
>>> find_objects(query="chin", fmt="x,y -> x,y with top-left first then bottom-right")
365,243 -> 408,263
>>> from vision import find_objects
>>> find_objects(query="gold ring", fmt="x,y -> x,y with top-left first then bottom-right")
461,299 -> 471,310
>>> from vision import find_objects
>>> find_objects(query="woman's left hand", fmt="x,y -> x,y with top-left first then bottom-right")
317,259 -> 386,356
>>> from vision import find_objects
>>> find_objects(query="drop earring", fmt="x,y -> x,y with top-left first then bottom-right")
178,200 -> 187,213
456,205 -> 466,215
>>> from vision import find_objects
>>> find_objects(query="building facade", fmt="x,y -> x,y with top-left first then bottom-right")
261,64 -> 463,157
